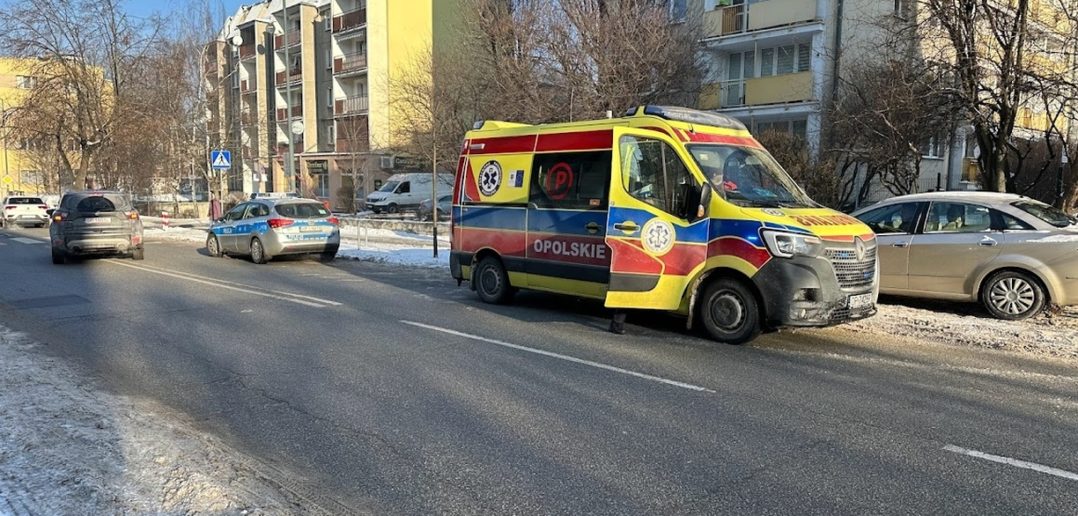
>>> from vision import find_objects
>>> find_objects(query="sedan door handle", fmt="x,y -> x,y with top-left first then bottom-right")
979,239 -> 998,247
892,242 -> 909,248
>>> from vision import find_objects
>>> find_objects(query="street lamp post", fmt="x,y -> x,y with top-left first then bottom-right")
1059,152 -> 1069,206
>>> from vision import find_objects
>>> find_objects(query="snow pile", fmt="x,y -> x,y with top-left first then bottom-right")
846,302 -> 1078,360
337,243 -> 449,269
143,226 -> 208,243
0,327 -> 304,514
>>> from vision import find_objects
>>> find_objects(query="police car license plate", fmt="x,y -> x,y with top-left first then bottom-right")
847,293 -> 873,310
299,226 -> 321,232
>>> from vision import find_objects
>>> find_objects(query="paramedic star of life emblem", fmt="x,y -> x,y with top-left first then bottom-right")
641,218 -> 676,256
478,160 -> 502,196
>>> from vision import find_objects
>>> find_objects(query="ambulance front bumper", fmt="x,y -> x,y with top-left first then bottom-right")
752,255 -> 877,328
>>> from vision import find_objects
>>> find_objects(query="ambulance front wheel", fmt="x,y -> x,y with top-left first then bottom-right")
699,278 -> 761,345
475,256 -> 515,304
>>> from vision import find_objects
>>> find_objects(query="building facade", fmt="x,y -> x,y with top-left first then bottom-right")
209,0 -> 459,209
692,0 -> 1076,206
0,58 -> 50,198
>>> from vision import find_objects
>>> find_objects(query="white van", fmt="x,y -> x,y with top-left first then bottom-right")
366,173 -> 453,214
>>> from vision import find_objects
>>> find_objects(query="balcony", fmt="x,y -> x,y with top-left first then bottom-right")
703,0 -> 818,38
276,105 -> 303,120
239,80 -> 253,94
238,44 -> 256,60
333,52 -> 367,74
332,6 -> 367,34
275,69 -> 302,86
274,32 -> 302,50
702,71 -> 813,109
276,139 -> 305,157
334,96 -> 369,116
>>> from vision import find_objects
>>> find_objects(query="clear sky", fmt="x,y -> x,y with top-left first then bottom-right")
123,0 -> 249,22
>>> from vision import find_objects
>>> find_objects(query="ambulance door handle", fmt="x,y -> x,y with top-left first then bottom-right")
585,222 -> 601,234
614,222 -> 639,233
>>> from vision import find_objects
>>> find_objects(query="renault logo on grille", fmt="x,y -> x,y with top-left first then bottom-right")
854,237 -> 866,262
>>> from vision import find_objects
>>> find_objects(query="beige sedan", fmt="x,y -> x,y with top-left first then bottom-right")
853,192 -> 1078,319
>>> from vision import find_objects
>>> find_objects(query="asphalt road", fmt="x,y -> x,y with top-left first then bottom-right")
1,225 -> 1076,515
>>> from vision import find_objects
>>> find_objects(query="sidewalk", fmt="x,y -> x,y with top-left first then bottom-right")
0,326 -> 306,514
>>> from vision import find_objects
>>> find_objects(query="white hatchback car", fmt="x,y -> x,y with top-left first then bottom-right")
2,196 -> 50,228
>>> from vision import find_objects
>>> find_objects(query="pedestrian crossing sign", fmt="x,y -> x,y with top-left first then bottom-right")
211,150 -> 232,170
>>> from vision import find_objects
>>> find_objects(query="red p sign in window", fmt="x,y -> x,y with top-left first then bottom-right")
545,162 -> 575,201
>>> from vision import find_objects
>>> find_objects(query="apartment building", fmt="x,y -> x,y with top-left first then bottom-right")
692,0 -> 1077,204
209,0 -> 460,208
0,58 -> 49,197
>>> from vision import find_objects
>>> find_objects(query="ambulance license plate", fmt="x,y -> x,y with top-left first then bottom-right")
847,293 -> 873,310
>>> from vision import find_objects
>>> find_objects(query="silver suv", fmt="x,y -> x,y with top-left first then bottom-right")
50,191 -> 144,264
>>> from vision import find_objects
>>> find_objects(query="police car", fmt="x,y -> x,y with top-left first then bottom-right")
207,198 -> 340,263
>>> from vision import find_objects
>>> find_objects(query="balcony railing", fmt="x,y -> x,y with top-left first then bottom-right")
332,6 -> 367,33
703,0 -> 818,38
275,69 -> 302,85
274,32 -> 302,50
334,52 -> 367,74
238,44 -> 256,59
276,139 -> 305,156
701,72 -> 813,108
335,96 -> 369,115
276,105 -> 303,120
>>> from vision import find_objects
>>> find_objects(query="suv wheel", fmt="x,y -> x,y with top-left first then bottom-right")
51,247 -> 65,265
698,277 -> 761,345
982,271 -> 1045,320
474,256 -> 514,304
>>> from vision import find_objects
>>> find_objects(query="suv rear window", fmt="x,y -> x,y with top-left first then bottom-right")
6,197 -> 44,205
1012,200 -> 1074,228
63,194 -> 131,212
275,202 -> 330,219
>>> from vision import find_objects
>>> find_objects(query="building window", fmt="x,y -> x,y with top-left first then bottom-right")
530,151 -> 612,210
314,171 -> 329,198
920,135 -> 945,159
15,76 -> 35,89
668,0 -> 687,21
757,43 -> 811,77
754,119 -> 808,140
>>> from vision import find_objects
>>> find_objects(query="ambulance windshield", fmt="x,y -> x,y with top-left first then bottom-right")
687,145 -> 815,209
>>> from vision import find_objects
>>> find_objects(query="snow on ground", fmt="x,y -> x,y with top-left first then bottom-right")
843,300 -> 1078,361
336,243 -> 449,269
0,327 -> 306,514
143,226 -> 209,243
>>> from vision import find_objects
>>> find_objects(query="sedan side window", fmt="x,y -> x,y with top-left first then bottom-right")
857,203 -> 919,234
224,204 -> 247,222
925,202 -> 992,233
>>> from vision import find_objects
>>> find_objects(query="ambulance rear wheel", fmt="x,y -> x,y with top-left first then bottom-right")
475,256 -> 514,304
699,278 -> 760,345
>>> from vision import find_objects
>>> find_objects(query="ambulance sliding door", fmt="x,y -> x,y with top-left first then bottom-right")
525,150 -> 613,299
605,128 -> 710,310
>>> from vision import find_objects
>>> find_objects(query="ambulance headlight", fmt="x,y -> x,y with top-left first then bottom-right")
762,230 -> 823,258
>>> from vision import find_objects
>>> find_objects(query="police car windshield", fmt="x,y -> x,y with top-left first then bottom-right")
378,181 -> 400,193
687,144 -> 815,209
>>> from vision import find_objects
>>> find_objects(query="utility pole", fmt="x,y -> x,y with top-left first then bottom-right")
282,3 -> 296,192
432,124 -> 438,259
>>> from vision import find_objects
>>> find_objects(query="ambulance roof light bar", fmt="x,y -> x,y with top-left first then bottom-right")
628,105 -> 747,131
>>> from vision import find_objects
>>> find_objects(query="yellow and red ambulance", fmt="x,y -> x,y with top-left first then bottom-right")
450,106 -> 878,344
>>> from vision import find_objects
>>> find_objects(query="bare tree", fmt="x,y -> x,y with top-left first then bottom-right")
1,0 -> 162,190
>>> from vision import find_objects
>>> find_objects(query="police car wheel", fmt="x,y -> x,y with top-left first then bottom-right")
319,245 -> 339,263
475,256 -> 514,304
250,238 -> 268,264
699,278 -> 760,345
207,234 -> 222,257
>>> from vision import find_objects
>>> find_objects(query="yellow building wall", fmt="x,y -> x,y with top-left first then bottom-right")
0,58 -> 46,196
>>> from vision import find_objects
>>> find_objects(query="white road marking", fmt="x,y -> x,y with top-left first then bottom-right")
401,320 -> 716,393
104,260 -> 336,308
943,445 -> 1078,481
11,237 -> 45,245
125,262 -> 342,306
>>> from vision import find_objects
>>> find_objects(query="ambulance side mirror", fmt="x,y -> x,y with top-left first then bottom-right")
676,181 -> 709,221
697,182 -> 712,220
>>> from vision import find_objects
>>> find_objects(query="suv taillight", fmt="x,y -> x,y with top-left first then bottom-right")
268,218 -> 294,229
4,206 -> 14,210
53,212 -> 64,223
127,211 -> 139,220
38,205 -> 48,209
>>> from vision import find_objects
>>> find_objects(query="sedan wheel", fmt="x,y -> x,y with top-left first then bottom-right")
982,271 -> 1045,320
